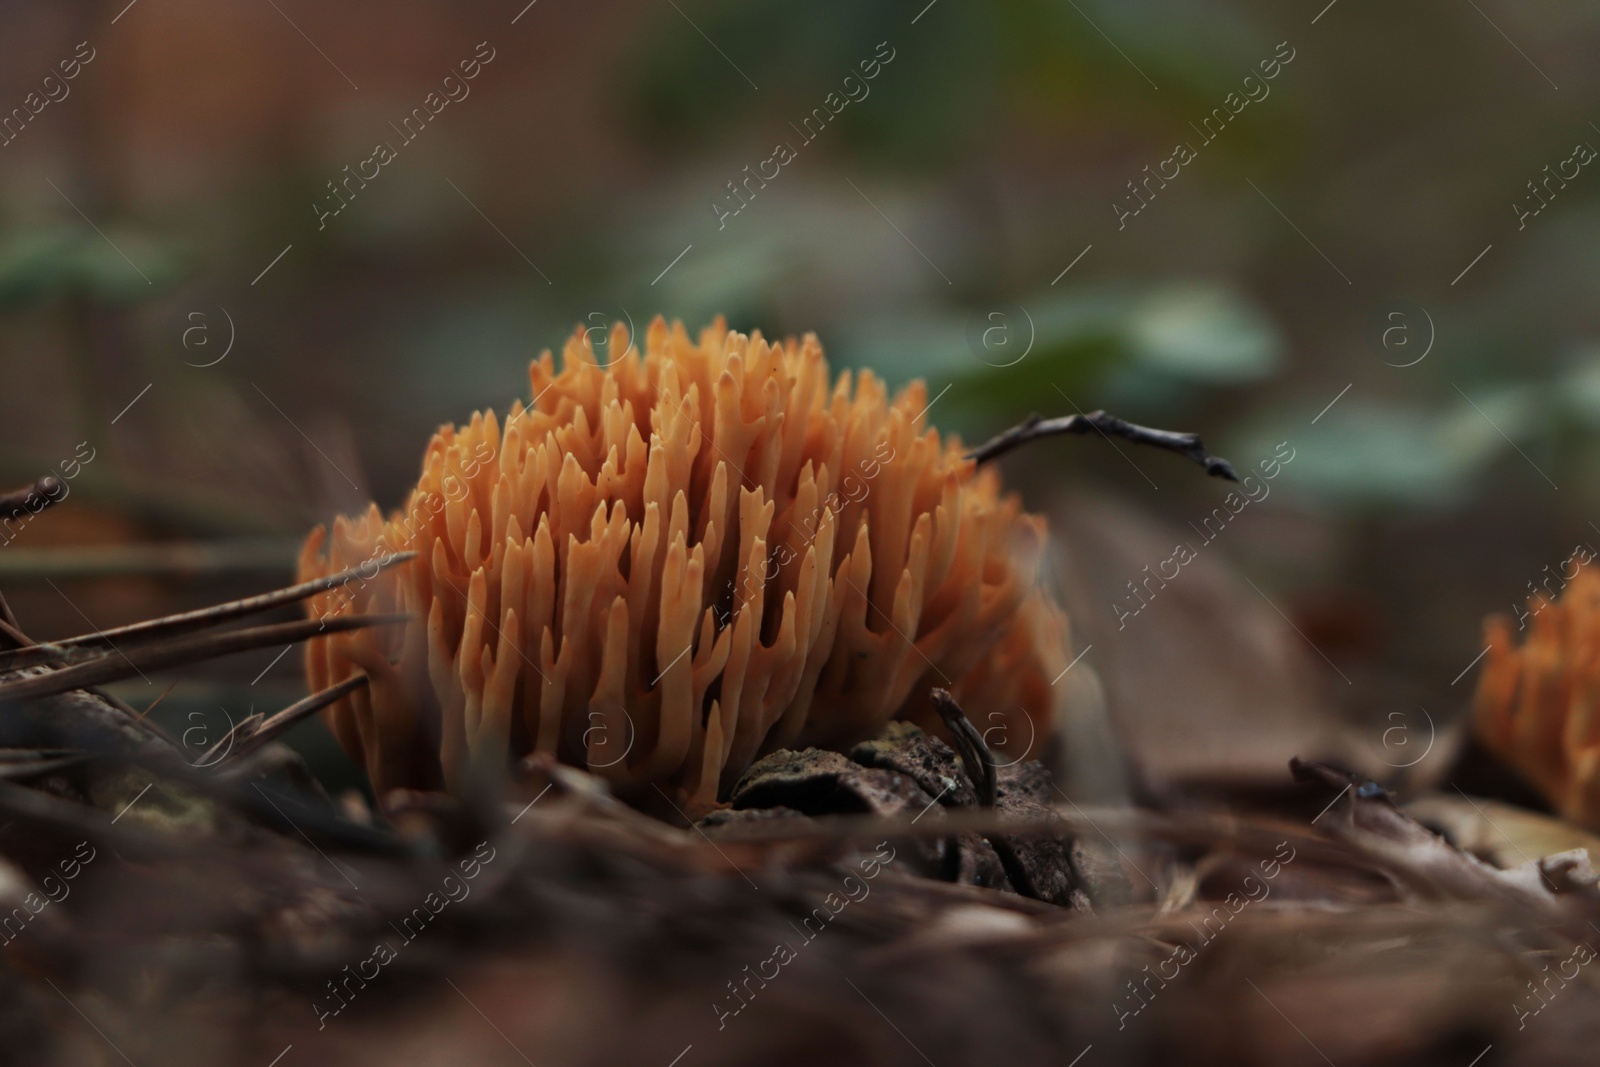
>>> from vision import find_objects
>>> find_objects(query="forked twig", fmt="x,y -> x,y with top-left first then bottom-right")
967,410 -> 1239,482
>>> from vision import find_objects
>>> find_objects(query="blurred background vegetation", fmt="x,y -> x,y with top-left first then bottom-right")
0,0 -> 1594,789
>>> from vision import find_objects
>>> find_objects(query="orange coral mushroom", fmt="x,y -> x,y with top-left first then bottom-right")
299,317 -> 1072,810
1474,564 -> 1600,827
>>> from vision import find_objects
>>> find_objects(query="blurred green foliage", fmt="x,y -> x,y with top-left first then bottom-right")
0,225 -> 183,308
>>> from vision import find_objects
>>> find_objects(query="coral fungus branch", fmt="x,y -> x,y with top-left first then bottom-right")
300,317 -> 1075,809
1475,564 -> 1600,828
967,410 -> 1239,481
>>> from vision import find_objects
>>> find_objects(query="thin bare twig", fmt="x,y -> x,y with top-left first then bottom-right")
0,551 -> 416,671
0,476 -> 67,517
212,674 -> 369,764
0,590 -> 22,644
0,616 -> 32,650
0,478 -> 68,644
0,596 -> 182,745
931,688 -> 997,807
967,410 -> 1239,481
0,614 -> 408,703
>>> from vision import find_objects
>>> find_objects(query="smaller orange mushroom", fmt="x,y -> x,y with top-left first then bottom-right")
1474,562 -> 1600,827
